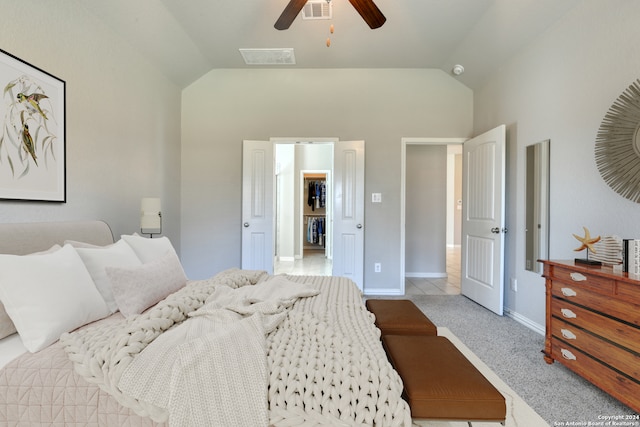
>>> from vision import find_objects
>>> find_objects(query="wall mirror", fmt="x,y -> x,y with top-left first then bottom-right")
525,139 -> 550,273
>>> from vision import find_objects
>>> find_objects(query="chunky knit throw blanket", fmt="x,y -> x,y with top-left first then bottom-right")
61,269 -> 411,427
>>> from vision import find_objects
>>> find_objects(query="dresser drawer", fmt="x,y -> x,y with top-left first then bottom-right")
551,298 -> 640,354
552,318 -> 640,379
550,265 -> 614,294
551,338 -> 640,411
551,281 -> 640,327
617,280 -> 640,302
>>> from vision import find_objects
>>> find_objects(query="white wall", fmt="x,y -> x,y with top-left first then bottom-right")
181,69 -> 473,291
447,149 -> 462,246
474,0 -> 640,329
275,144 -> 295,260
0,1 -> 182,248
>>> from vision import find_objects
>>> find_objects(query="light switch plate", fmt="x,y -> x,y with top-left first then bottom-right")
372,193 -> 382,203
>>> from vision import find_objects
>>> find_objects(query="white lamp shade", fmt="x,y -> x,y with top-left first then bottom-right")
141,198 -> 162,234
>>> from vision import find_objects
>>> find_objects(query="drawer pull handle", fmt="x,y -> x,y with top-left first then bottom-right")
561,349 -> 577,361
561,287 -> 577,297
569,272 -> 587,282
561,329 -> 577,340
561,308 -> 577,319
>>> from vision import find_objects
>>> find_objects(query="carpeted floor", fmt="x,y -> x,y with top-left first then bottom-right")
374,294 -> 638,426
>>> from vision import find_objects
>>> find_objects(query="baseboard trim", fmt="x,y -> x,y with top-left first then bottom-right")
504,308 -> 545,336
364,288 -> 404,296
405,272 -> 447,278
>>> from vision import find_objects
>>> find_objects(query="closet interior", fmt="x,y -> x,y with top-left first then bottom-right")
303,173 -> 327,255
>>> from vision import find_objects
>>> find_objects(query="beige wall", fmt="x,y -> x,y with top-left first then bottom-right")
0,0 -> 182,247
181,68 -> 473,293
474,0 -> 640,329
405,145 -> 447,276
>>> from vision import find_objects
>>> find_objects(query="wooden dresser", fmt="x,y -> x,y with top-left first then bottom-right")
540,260 -> 640,412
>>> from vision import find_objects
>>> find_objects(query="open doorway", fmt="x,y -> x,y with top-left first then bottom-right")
401,139 -> 464,295
242,139 -> 364,287
274,142 -> 333,276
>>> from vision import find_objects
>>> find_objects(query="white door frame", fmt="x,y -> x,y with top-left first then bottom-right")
400,137 -> 467,293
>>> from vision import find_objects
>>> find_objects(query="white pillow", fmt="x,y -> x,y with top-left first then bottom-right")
121,234 -> 177,263
0,244 -> 61,340
64,239 -> 114,249
0,301 -> 16,340
0,244 -> 110,352
106,250 -> 188,317
75,239 -> 142,313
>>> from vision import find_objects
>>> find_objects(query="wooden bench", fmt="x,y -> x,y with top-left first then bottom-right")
365,299 -> 437,336
382,335 -> 506,426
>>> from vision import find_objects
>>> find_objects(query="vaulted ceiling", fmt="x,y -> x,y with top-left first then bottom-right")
79,0 -> 579,90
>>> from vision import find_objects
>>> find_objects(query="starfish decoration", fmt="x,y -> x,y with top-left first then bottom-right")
573,226 -> 600,253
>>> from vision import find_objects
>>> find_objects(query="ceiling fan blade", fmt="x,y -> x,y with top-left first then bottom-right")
275,0 -> 308,30
348,0 -> 386,29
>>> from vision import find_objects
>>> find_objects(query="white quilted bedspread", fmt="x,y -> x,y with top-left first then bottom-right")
0,269 -> 410,426
0,316 -> 161,427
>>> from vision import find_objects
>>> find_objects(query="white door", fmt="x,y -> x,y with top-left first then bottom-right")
333,140 -> 365,290
241,140 -> 274,273
461,125 -> 506,315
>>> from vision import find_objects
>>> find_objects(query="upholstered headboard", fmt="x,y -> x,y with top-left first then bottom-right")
0,220 -> 114,255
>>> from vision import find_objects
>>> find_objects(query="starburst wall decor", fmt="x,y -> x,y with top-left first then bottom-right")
595,79 -> 640,203
0,48 -> 65,202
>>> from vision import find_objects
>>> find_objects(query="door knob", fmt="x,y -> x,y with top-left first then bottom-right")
357,224 -> 363,229
244,222 -> 250,228
491,227 -> 500,234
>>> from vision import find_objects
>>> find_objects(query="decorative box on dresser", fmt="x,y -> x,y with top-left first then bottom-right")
540,260 -> 640,413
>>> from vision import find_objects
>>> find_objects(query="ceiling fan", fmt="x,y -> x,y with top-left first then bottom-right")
274,0 -> 386,30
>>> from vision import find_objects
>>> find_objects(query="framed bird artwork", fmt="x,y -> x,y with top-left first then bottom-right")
0,48 -> 65,202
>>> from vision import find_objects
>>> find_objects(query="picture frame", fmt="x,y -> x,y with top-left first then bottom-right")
0,48 -> 65,202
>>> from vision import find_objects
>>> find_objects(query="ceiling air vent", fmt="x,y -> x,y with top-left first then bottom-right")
239,48 -> 296,65
302,0 -> 332,20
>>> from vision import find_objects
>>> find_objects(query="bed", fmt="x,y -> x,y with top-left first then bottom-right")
0,220 -> 410,426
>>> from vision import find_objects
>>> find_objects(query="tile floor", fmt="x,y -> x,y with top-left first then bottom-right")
274,249 -> 332,276
275,247 -> 461,297
404,246 -> 461,296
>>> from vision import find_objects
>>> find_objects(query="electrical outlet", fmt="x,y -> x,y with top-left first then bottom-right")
374,263 -> 381,273
510,278 -> 518,292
